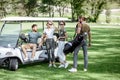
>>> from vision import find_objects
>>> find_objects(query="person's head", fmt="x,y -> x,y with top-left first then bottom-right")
31,24 -> 38,32
46,21 -> 53,28
78,16 -> 86,23
59,21 -> 65,29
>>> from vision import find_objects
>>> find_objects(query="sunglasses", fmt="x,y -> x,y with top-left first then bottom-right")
48,24 -> 52,25
60,24 -> 64,25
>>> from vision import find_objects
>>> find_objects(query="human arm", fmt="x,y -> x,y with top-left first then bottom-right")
51,22 -> 59,31
58,32 -> 68,40
88,29 -> 91,47
38,33 -> 46,47
38,29 -> 47,47
73,24 -> 78,38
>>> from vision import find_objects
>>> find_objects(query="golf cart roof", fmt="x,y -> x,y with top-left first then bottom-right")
1,17 -> 70,22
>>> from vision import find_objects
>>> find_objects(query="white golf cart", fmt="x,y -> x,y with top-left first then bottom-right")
0,17 -> 69,71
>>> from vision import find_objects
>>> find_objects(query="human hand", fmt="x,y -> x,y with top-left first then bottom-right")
88,43 -> 91,47
51,21 -> 54,25
58,37 -> 60,40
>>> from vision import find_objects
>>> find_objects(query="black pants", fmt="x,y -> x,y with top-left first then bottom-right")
46,39 -> 55,63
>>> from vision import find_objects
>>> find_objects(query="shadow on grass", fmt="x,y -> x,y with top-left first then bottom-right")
88,53 -> 120,74
0,27 -> 120,80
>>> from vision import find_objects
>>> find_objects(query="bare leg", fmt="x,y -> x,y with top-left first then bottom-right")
21,45 -> 27,58
31,44 -> 37,58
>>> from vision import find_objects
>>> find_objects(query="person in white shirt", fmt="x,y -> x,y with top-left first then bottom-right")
41,21 -> 58,68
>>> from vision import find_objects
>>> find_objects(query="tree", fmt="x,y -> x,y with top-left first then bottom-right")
41,0 -> 71,17
71,0 -> 86,21
87,0 -> 107,22
38,4 -> 50,16
105,9 -> 111,23
54,0 -> 71,17
20,0 -> 38,16
41,0 -> 55,17
9,0 -> 26,16
105,0 -> 111,23
0,0 -> 8,18
70,0 -> 107,22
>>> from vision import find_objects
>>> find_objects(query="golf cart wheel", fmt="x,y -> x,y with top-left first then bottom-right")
9,58 -> 18,71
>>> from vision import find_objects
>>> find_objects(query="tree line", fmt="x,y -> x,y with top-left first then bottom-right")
0,0 -> 119,22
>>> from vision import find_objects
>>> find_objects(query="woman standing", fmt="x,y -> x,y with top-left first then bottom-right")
42,21 -> 58,67
57,21 -> 69,68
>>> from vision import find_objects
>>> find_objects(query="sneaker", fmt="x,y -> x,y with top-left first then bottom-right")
48,64 -> 52,67
30,58 -> 34,61
53,64 -> 57,68
68,68 -> 77,72
64,62 -> 69,69
24,57 -> 28,61
84,68 -> 87,72
58,64 -> 64,68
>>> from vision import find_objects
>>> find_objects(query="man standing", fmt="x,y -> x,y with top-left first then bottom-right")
22,24 -> 41,61
69,16 -> 91,72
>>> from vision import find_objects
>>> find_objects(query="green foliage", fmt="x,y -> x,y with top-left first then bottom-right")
41,0 -> 71,17
0,0 -> 119,22
0,0 -> 8,18
41,0 -> 55,17
72,0 -> 86,19
87,0 -> 107,22
105,9 -> 111,23
24,0 -> 38,16
38,5 -> 49,15
0,23 -> 120,80
54,0 -> 71,17
42,0 -> 55,5
71,0 -> 107,22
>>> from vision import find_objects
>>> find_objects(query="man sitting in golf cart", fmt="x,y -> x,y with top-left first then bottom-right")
21,24 -> 41,61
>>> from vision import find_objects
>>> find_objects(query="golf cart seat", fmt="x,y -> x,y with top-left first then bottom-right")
26,46 -> 47,52
20,33 -> 58,52
26,48 -> 41,52
26,37 -> 48,52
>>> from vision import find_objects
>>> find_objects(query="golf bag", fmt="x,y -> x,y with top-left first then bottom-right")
63,34 -> 84,55
19,33 -> 29,43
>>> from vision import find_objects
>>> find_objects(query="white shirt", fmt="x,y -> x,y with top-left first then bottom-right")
43,27 -> 55,39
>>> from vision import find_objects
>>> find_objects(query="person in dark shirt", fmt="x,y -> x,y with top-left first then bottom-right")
21,24 -> 41,61
69,16 -> 91,72
57,21 -> 69,68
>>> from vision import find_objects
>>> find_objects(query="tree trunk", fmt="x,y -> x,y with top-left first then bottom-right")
58,7 -> 62,17
48,4 -> 51,17
71,1 -> 75,21
61,7 -> 65,17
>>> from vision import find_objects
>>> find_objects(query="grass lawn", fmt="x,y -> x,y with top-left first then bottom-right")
0,23 -> 120,80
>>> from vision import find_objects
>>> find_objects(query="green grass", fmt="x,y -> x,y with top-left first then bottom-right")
0,23 -> 120,80
97,10 -> 120,23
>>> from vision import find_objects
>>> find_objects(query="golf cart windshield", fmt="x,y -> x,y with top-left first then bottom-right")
0,17 -> 70,48
0,23 -> 21,48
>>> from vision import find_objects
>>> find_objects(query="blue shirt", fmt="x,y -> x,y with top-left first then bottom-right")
28,31 -> 41,44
